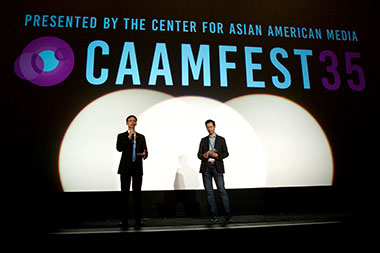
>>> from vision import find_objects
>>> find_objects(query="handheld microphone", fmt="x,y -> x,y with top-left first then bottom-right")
133,128 -> 137,142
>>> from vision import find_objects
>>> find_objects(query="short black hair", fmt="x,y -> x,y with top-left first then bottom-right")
205,119 -> 215,126
126,115 -> 137,122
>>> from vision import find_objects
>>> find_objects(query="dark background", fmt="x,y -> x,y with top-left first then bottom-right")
2,0 -> 377,226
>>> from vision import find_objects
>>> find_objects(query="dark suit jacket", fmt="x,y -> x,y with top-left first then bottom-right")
117,131 -> 148,175
197,134 -> 229,174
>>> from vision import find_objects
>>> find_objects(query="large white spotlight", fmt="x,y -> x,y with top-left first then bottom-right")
226,94 -> 333,187
59,89 -> 172,191
138,96 -> 266,190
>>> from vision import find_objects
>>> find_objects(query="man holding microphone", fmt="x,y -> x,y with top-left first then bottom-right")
116,115 -> 148,229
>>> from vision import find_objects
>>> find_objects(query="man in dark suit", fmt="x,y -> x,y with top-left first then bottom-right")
197,119 -> 232,222
117,115 -> 148,229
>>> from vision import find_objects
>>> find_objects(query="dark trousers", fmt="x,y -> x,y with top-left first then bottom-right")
120,166 -> 142,223
202,165 -> 231,218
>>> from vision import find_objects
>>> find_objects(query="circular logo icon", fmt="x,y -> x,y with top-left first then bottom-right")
14,36 -> 74,87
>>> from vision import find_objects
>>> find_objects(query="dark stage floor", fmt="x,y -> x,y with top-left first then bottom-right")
41,211 -> 368,247
51,211 -> 351,233
10,210 -> 368,251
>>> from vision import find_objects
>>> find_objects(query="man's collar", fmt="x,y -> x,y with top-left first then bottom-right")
209,133 -> 216,138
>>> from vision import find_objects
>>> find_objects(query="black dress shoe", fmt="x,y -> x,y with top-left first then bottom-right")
134,220 -> 145,229
120,221 -> 129,229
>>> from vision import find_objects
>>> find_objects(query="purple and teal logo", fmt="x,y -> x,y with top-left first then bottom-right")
14,36 -> 74,87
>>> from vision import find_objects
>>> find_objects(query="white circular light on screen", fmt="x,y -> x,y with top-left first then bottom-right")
59,89 -> 172,191
226,94 -> 333,187
138,96 -> 266,190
